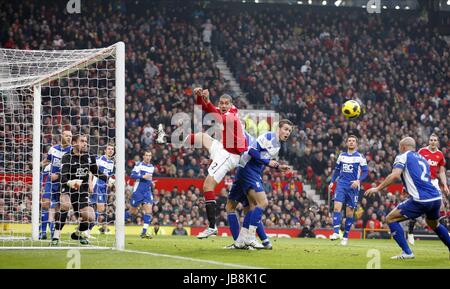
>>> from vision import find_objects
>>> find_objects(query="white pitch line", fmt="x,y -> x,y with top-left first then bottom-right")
119,249 -> 265,269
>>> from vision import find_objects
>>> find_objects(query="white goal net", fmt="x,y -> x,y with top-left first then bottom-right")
0,43 -> 125,249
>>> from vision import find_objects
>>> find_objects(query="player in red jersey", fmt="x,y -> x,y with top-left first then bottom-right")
407,133 -> 449,245
157,87 -> 248,238
191,88 -> 248,238
192,88 -> 248,238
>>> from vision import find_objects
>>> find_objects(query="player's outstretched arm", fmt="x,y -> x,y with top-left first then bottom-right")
194,87 -> 219,114
365,168 -> 402,197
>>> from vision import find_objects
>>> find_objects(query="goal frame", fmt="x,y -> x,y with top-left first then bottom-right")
1,42 -> 125,250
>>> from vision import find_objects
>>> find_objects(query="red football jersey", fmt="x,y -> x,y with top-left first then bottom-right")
418,146 -> 446,180
196,94 -> 248,155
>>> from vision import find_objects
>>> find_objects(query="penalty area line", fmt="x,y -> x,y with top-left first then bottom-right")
119,249 -> 265,269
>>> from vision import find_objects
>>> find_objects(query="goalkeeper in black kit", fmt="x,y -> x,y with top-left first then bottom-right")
51,134 -> 107,246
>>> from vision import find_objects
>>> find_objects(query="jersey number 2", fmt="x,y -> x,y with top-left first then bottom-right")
418,159 -> 430,182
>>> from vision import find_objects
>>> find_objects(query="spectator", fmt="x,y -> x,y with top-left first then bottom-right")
172,222 -> 188,235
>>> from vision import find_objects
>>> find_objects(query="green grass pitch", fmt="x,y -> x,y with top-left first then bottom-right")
1,235 -> 449,269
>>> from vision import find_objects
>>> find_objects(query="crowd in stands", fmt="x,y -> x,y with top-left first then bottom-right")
212,3 -> 450,198
1,0 -> 449,233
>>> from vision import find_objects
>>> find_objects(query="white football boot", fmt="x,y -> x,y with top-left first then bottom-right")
329,232 -> 341,241
197,227 -> 218,239
83,230 -> 96,239
391,251 -> 415,260
245,238 -> 265,250
156,123 -> 167,144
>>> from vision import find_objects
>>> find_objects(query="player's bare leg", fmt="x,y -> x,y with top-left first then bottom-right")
51,194 -> 71,245
196,132 -> 221,238
330,201 -> 343,240
386,209 -> 414,259
187,132 -> 214,150
158,129 -> 218,238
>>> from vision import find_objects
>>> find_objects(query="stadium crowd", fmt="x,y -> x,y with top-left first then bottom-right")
0,0 -> 449,233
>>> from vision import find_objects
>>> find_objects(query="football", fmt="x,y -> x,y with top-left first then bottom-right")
342,100 -> 361,119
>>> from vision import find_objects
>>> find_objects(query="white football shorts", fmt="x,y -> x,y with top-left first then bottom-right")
207,139 -> 240,183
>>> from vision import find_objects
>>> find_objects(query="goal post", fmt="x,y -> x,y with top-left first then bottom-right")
0,42 -> 125,250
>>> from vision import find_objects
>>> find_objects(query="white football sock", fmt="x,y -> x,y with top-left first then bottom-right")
236,227 -> 248,243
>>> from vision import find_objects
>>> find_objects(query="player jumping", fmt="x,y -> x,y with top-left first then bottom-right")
157,87 -> 248,238
129,151 -> 155,239
365,137 -> 450,259
226,120 -> 293,250
407,133 -> 449,245
40,130 -> 72,240
328,135 -> 368,246
86,143 -> 115,238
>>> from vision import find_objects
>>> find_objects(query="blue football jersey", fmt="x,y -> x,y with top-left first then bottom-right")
237,131 -> 281,180
331,151 -> 368,185
130,161 -> 154,194
92,155 -> 115,190
47,144 -> 72,175
393,150 -> 441,202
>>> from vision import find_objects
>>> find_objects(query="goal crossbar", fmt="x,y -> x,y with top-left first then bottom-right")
0,45 -> 117,90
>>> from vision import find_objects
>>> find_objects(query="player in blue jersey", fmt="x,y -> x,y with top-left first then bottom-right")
226,119 -> 293,250
328,135 -> 368,246
129,151 -> 155,239
365,137 -> 450,259
39,130 -> 72,240
85,143 -> 115,238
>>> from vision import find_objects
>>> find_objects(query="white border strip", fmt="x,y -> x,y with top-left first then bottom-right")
1,247 -> 112,250
120,249 -> 265,269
